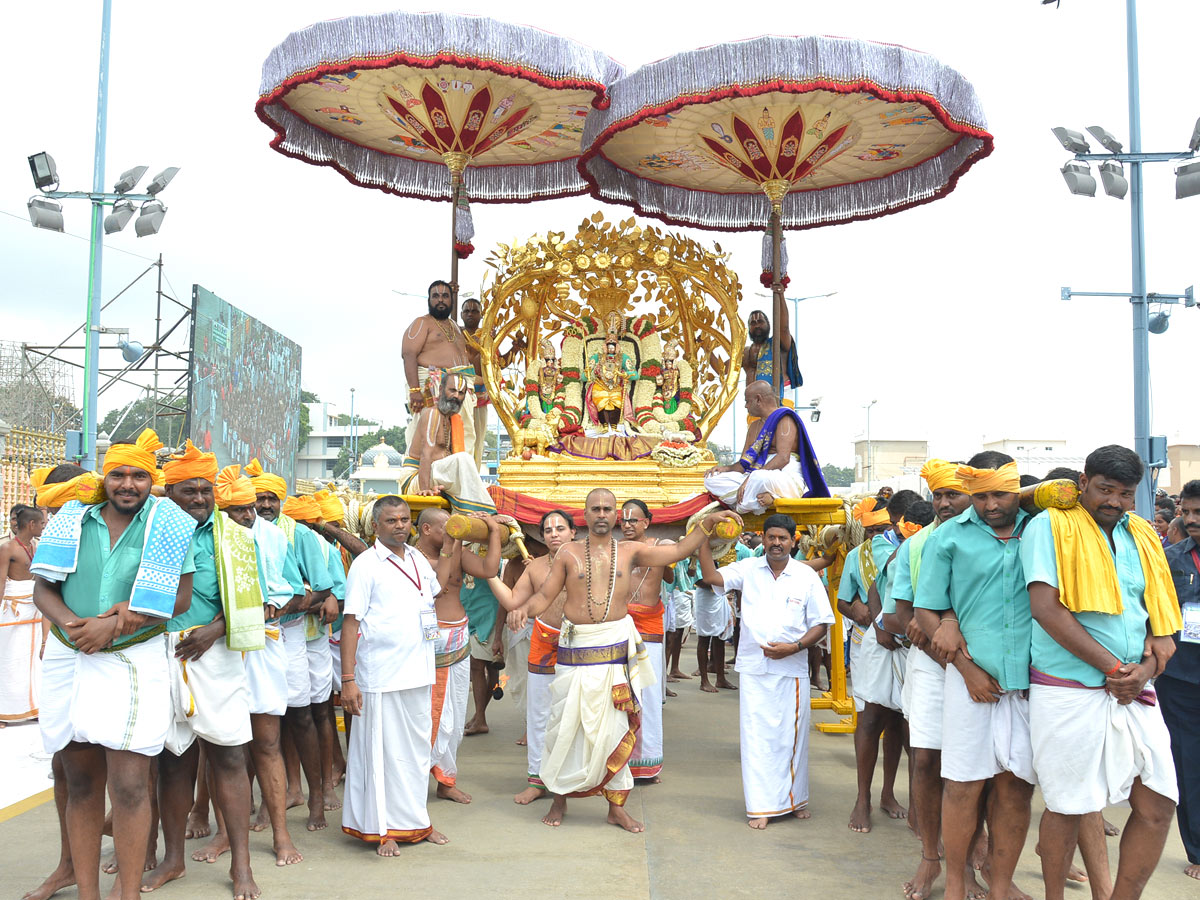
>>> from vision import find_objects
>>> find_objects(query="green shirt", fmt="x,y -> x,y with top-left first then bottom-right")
914,506 -> 1032,690
61,498 -> 197,640
1021,510 -> 1150,686
461,577 -> 498,643
167,512 -> 221,631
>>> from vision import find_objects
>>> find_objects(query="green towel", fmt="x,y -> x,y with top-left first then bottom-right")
214,510 -> 266,651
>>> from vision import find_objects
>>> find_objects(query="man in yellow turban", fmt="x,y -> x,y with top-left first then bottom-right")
1024,445 -> 1181,900
149,441 -> 268,897
837,496 -> 906,834
914,451 -> 1035,900
244,461 -> 336,832
32,427 -> 196,900
880,459 -> 974,900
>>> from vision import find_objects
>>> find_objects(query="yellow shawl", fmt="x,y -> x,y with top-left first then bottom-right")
1047,505 -> 1182,636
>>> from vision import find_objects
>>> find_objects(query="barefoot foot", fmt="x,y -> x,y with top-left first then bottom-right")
191,831 -> 230,864
880,796 -> 908,820
607,806 -> 644,833
513,785 -> 547,805
230,865 -> 260,900
184,810 -> 211,840
700,682 -> 718,694
664,687 -> 677,698
376,839 -> 401,858
848,799 -> 872,833
793,806 -> 811,820
436,783 -> 472,804
542,796 -> 566,827
748,817 -> 768,830
1185,863 -> 1200,879
273,837 -> 303,866
250,804 -> 270,833
668,670 -> 691,680
423,828 -> 449,845
323,784 -> 342,811
1104,817 -> 1121,837
903,857 -> 941,900
715,679 -> 738,691
140,862 -> 185,893
22,865 -> 76,900
306,805 -> 327,832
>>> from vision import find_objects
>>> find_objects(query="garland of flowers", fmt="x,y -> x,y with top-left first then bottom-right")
650,440 -> 711,468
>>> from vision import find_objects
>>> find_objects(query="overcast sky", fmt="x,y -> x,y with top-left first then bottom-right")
2,0 -> 1197,471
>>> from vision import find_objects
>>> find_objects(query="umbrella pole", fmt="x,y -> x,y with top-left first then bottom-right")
762,180 -> 790,399
443,152 -> 470,318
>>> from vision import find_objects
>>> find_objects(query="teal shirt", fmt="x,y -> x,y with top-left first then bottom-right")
168,512 -> 222,631
736,543 -> 753,561
280,522 -> 334,624
673,559 -> 697,594
1021,510 -> 1150,687
461,577 -> 499,643
325,540 -> 347,602
915,506 -> 1032,690
281,542 -> 304,596
61,498 -> 197,640
838,535 -> 893,605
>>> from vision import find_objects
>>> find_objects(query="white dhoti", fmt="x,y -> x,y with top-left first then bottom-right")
430,619 -> 469,787
397,452 -> 496,515
940,664 -> 1035,785
282,617 -> 311,708
849,624 -> 903,711
526,671 -> 554,787
694,585 -> 734,640
244,625 -> 288,716
541,617 -> 654,804
404,364 -> 477,463
741,672 -> 812,818
0,578 -> 40,722
40,632 -> 172,757
165,630 -> 253,754
306,619 -> 334,704
505,621 -> 532,717
342,686 -> 433,844
666,588 -> 694,632
704,457 -> 807,514
630,642 -> 665,779
472,396 -> 488,469
907,647 -> 947,750
1030,682 -> 1178,814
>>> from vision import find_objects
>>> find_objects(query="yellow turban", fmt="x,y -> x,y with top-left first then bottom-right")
31,467 -> 52,491
852,497 -> 892,528
162,439 -> 219,485
898,518 -> 923,539
245,457 -> 287,500
282,495 -> 321,522
313,489 -> 344,523
36,472 -> 104,509
921,458 -> 968,494
102,427 -> 162,477
215,465 -> 257,509
956,461 -> 1020,495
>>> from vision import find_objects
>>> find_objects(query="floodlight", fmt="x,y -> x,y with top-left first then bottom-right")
809,410 -> 821,423
145,167 -> 179,195
1185,286 -> 1195,309
1099,160 -> 1128,199
1148,312 -> 1170,334
117,339 -> 145,363
810,396 -> 822,407
1086,125 -> 1124,153
1060,161 -> 1097,197
113,165 -> 148,194
27,152 -> 58,189
1176,160 -> 1200,200
27,196 -> 64,232
1051,127 -> 1091,154
134,200 -> 166,236
1061,287 -> 1072,301
104,198 -> 136,233
1189,117 -> 1200,153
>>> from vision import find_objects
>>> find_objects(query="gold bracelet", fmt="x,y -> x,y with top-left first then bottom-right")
698,522 -> 714,536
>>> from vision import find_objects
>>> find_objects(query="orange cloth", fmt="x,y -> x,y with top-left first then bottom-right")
898,518 -> 923,539
921,458 -> 968,494
628,600 -> 665,638
313,489 -> 344,523
956,461 -> 1020,495
528,619 -> 561,674
450,414 -> 465,455
162,439 -> 218,484
36,473 -> 103,509
244,457 -> 287,500
102,427 -> 161,476
215,465 -> 256,509
282,495 -> 320,522
852,497 -> 891,528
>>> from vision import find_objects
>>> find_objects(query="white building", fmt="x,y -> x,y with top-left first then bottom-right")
296,400 -> 371,482
981,437 -> 1083,478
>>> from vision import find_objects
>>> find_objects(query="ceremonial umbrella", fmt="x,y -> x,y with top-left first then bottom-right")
257,10 -> 623,304
578,35 -> 993,393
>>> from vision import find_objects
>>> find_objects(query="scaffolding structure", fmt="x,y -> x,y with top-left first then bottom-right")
18,255 -> 194,453
0,341 -> 74,434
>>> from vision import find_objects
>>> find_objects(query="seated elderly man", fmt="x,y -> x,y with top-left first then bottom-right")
704,382 -> 829,514
399,372 -> 497,515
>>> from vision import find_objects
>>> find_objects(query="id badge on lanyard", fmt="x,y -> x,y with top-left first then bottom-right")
420,607 -> 439,642
1182,549 -> 1200,645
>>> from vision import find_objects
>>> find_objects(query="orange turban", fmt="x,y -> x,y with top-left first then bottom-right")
36,472 -> 104,509
215,465 -> 257,509
102,427 -> 162,477
282,495 -> 321,522
956,461 -> 1020,495
921,458 -> 968,494
162,440 -> 219,485
852,497 -> 892,528
313,489 -> 344,523
898,518 -> 923,539
245,457 -> 287,500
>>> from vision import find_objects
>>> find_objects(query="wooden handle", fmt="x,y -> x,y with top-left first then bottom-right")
1019,479 -> 1080,515
445,514 -> 514,546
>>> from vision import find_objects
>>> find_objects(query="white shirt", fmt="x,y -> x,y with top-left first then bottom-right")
343,541 -> 440,693
252,516 -> 294,607
718,556 -> 835,677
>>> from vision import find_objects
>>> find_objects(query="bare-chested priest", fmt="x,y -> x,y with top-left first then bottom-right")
402,280 -> 478,464
410,508 -> 502,804
509,488 -> 740,832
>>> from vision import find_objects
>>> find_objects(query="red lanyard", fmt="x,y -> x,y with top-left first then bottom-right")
386,552 -> 422,593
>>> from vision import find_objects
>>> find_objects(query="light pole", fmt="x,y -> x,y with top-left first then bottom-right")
349,387 -> 356,481
1049,0 -> 1198,517
863,399 -> 877,492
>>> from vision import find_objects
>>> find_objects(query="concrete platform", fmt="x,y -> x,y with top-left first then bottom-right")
3,674 -> 1196,900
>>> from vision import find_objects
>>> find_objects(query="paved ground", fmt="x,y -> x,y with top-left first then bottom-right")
3,673 -> 1197,900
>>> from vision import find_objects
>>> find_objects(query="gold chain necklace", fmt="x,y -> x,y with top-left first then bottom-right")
584,534 -> 618,624
436,318 -> 457,344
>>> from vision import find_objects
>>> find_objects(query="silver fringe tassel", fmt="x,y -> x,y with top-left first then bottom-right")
580,34 -> 992,230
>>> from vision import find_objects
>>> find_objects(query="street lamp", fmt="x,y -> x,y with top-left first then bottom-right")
27,196 -> 64,232
863,399 -> 877,492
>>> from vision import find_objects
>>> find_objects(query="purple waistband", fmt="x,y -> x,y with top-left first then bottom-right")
1029,667 -> 1156,707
